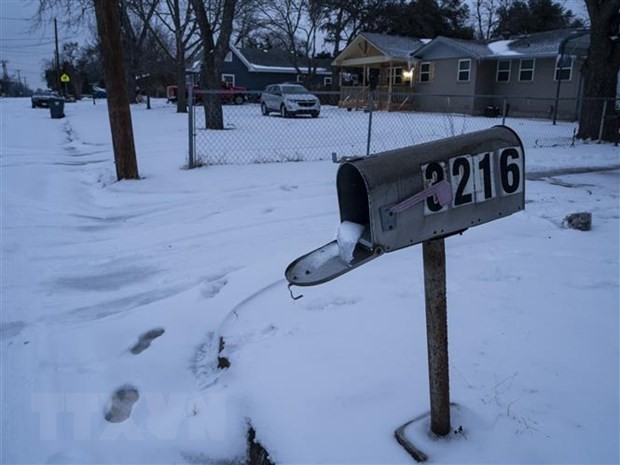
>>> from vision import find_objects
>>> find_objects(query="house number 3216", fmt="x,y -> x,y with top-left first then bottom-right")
422,147 -> 524,215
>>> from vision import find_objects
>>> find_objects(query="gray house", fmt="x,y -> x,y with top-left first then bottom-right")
221,46 -> 332,91
332,29 -> 590,119
412,29 -> 589,119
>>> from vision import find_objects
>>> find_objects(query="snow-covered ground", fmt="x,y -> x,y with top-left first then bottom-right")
1,98 -> 618,464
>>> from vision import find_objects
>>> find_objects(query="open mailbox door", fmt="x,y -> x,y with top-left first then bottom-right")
286,125 -> 525,287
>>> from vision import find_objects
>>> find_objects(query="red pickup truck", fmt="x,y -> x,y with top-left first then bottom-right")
167,82 -> 247,105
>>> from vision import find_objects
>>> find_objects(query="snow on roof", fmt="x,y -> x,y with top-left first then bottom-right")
495,29 -> 589,57
488,40 -> 521,56
413,29 -> 590,60
412,36 -> 493,59
238,47 -> 332,73
250,64 -> 331,75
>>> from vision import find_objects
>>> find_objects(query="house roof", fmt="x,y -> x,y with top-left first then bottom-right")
327,29 -> 590,70
505,29 -> 590,57
413,28 -> 590,60
359,32 -> 427,61
233,46 -> 332,74
412,36 -> 493,59
331,32 -> 428,67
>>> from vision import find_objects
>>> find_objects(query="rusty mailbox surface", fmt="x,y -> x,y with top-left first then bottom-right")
286,125 -> 525,286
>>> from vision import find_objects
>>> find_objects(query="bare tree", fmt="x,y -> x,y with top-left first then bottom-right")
255,0 -> 328,85
37,0 -> 139,180
231,0 -> 266,47
191,0 -> 238,130
58,42 -> 86,98
128,0 -> 200,113
473,0 -> 508,39
577,0 -> 620,142
93,0 -> 140,179
321,0 -> 387,57
117,0 -> 159,101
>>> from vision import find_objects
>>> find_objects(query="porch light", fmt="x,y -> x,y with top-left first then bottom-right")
403,69 -> 413,80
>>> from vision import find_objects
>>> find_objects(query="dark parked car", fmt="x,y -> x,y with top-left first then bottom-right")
92,85 -> 107,99
31,91 -> 61,108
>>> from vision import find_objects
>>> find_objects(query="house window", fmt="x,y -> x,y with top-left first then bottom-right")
224,51 -> 233,62
420,62 -> 432,82
296,74 -> 306,83
555,55 -> 573,81
496,60 -> 511,82
323,76 -> 332,86
519,59 -> 535,81
390,67 -> 403,85
457,59 -> 471,82
221,74 -> 235,85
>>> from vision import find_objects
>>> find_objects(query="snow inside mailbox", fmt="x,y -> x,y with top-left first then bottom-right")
285,126 -> 525,286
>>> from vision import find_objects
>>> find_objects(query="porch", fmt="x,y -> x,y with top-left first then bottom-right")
338,85 -> 416,111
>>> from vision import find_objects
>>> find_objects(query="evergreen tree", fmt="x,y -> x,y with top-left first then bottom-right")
494,0 -> 583,37
366,0 -> 473,39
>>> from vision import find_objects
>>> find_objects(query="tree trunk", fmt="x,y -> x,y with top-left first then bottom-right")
191,0 -> 237,130
93,0 -> 139,180
577,0 -> 620,142
202,74 -> 224,130
175,54 -> 187,114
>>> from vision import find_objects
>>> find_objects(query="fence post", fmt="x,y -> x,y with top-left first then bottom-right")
366,91 -> 374,157
502,97 -> 507,126
188,83 -> 195,169
597,99 -> 608,143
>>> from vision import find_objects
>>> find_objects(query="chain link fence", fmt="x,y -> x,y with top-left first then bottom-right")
188,90 -> 618,167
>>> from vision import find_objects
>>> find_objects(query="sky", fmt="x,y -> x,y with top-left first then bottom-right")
0,0 -> 588,92
0,0 -> 92,90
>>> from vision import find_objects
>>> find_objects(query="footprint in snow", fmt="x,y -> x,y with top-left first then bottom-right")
130,328 -> 165,354
104,385 -> 139,423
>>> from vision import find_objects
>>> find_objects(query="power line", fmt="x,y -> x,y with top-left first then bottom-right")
0,17 -> 32,21
0,37 -> 55,41
0,41 -> 56,49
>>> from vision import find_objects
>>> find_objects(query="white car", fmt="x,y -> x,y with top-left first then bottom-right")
260,83 -> 320,118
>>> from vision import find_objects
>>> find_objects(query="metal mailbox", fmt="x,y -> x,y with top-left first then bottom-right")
286,125 -> 525,286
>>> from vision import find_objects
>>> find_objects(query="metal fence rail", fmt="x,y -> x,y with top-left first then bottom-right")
188,90 -> 617,167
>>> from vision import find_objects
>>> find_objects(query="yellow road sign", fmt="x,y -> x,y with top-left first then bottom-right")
60,73 -> 70,83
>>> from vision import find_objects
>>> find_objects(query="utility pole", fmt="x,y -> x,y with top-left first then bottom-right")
54,18 -> 61,94
16,69 -> 22,95
1,60 -> 8,96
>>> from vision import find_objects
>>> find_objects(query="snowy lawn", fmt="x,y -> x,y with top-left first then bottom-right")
1,97 -> 619,464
